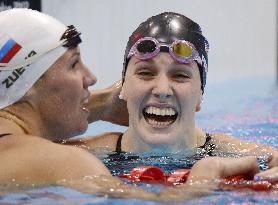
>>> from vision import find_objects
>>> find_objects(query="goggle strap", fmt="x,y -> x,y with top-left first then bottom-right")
0,25 -> 82,71
0,39 -> 66,71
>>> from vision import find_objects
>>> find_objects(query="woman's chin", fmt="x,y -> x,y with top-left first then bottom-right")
72,122 -> 88,136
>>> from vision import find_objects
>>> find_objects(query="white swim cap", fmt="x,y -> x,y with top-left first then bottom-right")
0,8 -> 70,109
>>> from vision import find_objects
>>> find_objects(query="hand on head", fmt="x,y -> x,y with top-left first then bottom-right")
102,80 -> 129,126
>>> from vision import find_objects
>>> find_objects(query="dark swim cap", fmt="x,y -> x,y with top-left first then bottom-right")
123,12 -> 209,93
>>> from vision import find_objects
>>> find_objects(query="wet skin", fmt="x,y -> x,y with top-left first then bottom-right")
120,53 -> 203,151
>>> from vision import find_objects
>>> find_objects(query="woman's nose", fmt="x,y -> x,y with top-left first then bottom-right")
152,74 -> 173,100
82,64 -> 97,88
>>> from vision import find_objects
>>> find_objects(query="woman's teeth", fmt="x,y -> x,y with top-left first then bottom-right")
144,106 -> 176,116
143,106 -> 178,128
81,106 -> 89,113
80,98 -> 90,113
147,119 -> 174,127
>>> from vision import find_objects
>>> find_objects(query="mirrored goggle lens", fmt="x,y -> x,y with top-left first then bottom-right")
172,42 -> 193,58
136,39 -> 157,54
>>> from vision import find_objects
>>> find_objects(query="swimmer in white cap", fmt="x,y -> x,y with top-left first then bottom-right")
0,8 -> 276,201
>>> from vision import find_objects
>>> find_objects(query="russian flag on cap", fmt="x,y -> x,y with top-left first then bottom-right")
0,35 -> 22,64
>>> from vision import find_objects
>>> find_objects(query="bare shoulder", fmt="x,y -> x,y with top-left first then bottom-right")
0,134 -> 110,183
66,132 -> 123,151
210,133 -> 239,142
210,133 -> 252,144
209,133 -> 258,152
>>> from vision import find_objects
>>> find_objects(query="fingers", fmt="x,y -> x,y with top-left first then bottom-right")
268,154 -> 278,168
255,166 -> 278,182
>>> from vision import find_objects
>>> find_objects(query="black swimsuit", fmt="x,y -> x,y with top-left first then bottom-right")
104,133 -> 216,175
106,133 -> 215,162
115,133 -> 214,153
198,133 -> 216,157
115,134 -> 124,153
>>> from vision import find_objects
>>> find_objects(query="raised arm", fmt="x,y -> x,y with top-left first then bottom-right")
87,81 -> 128,126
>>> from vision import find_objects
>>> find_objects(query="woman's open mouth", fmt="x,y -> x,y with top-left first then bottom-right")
142,106 -> 178,128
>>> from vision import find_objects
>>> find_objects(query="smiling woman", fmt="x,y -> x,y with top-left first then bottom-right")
31,47 -> 96,139
80,12 -> 278,157
122,54 -> 202,150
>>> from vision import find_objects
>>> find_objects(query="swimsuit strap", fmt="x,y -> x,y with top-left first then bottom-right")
0,133 -> 11,138
199,133 -> 212,148
198,133 -> 216,156
115,133 -> 124,153
116,133 -> 212,152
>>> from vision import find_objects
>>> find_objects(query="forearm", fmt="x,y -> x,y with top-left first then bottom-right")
60,176 -> 210,202
87,89 -> 110,123
86,81 -> 128,125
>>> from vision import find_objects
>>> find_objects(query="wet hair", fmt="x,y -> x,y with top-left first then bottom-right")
122,12 -> 209,93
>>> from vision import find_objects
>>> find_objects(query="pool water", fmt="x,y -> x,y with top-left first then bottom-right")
1,76 -> 277,205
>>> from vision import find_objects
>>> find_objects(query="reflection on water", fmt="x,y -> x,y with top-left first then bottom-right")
199,76 -> 278,148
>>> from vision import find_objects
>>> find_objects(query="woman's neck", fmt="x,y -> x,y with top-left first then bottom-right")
121,127 -> 203,153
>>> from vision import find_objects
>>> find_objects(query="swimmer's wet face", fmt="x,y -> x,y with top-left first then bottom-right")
120,12 -> 209,151
0,8 -> 97,139
32,47 -> 96,140
122,52 -> 202,148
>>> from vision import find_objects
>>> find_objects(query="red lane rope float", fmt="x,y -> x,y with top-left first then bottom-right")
118,166 -> 278,191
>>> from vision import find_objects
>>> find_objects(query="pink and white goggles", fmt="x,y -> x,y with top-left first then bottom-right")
127,37 -> 202,65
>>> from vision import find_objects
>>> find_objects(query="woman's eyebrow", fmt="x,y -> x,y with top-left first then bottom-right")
67,48 -> 80,58
71,52 -> 80,58
134,58 -> 155,65
169,62 -> 193,70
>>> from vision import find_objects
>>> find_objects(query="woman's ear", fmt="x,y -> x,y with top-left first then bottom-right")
19,76 -> 46,105
17,85 -> 38,107
195,92 -> 203,112
119,83 -> 128,101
